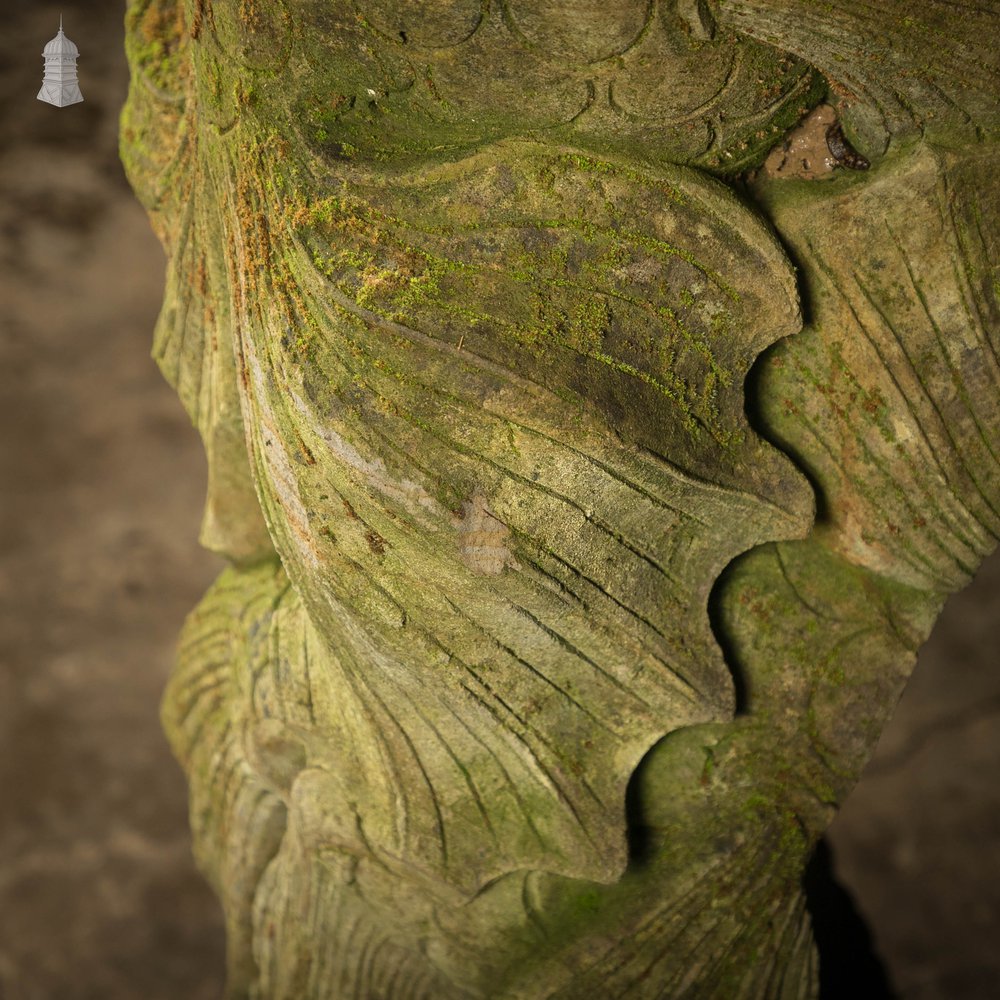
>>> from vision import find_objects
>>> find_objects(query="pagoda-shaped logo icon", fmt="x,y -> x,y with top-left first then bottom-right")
38,16 -> 84,108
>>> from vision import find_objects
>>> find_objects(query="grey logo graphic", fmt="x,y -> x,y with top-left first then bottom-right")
38,16 -> 83,108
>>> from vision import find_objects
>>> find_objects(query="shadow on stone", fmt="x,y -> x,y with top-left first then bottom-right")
805,837 -> 897,999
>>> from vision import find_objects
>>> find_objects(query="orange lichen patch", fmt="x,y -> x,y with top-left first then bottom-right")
759,104 -> 839,181
365,530 -> 387,556
196,253 -> 208,296
826,78 -> 860,103
139,0 -> 184,44
284,192 -> 311,230
229,151 -> 315,343
262,132 -> 291,161
239,0 -> 260,31
126,0 -> 192,94
294,430 -> 316,466
190,0 -> 204,39
234,158 -> 277,304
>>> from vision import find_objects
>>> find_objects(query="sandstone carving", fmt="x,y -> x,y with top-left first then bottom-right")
121,1 -> 999,995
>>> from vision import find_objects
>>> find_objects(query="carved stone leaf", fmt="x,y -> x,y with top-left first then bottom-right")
162,563 -> 289,995
120,0 -> 271,562
128,0 -> 1000,995
696,146 -> 1000,850
755,147 -> 1000,595
220,139 -> 812,892
454,78 -> 1000,1000
121,0 -> 209,425
245,0 -> 824,173
717,0 -> 1000,149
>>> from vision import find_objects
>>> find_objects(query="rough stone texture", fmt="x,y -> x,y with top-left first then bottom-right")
5,1 -> 989,996
117,0 -> 999,996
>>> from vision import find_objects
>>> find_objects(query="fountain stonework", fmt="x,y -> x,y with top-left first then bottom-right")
121,0 -> 1000,996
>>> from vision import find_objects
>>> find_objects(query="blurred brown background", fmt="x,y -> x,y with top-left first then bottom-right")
0,3 -> 997,998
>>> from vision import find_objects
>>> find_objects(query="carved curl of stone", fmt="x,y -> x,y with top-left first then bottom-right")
121,1 -> 999,996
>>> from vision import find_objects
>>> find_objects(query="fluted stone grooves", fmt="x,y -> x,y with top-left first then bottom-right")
121,0 -> 1000,996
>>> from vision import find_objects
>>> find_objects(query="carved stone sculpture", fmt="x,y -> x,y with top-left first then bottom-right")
121,0 -> 999,995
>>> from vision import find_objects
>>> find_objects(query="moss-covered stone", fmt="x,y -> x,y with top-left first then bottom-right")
125,0 -> 1000,996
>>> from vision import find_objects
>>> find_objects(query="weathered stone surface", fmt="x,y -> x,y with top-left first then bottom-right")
122,0 -> 1000,995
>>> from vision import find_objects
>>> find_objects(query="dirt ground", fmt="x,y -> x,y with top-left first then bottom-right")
0,3 -> 997,999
